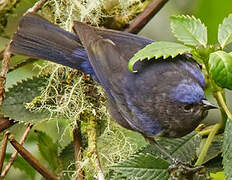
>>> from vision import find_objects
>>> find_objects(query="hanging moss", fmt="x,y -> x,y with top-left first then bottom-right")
25,0 -> 150,177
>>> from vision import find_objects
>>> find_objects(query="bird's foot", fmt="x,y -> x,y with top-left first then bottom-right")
168,160 -> 211,180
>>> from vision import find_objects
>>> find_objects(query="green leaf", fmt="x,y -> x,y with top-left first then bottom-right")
128,41 -> 192,72
111,153 -> 170,180
59,142 -> 75,170
1,76 -> 50,124
140,132 -> 200,163
210,171 -> 225,180
198,135 -> 223,164
35,130 -> 59,171
209,51 -> 232,90
218,14 -> 232,49
223,118 -> 232,180
5,60 -> 43,89
170,15 -> 207,47
5,153 -> 36,179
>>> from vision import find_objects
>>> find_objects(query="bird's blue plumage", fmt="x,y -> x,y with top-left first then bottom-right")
72,49 -> 97,79
178,61 -> 205,87
171,80 -> 205,104
10,13 -> 217,139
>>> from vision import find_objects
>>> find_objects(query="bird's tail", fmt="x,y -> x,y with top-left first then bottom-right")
10,13 -> 94,76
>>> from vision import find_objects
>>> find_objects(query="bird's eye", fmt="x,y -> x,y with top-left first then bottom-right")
183,104 -> 193,112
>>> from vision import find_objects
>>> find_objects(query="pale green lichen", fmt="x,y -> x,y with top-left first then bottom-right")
27,0 -> 150,178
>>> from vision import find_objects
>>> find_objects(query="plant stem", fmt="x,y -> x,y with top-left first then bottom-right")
124,0 -> 169,34
8,134 -> 57,180
87,116 -> 104,180
195,123 -> 221,165
0,43 -> 11,108
73,120 -> 84,180
195,80 -> 232,165
216,90 -> 232,121
0,117 -> 16,132
0,131 -> 10,173
28,0 -> 47,13
1,124 -> 32,179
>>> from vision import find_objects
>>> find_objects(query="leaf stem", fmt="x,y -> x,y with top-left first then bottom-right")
195,80 -> 232,165
195,123 -> 221,165
216,90 -> 232,121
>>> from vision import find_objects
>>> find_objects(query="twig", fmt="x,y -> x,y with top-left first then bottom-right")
124,0 -> 169,34
8,134 -> 58,180
1,124 -> 32,179
94,153 -> 104,180
0,50 -> 4,60
73,120 -> 84,180
0,117 -> 16,132
88,116 -> 104,180
0,131 -> 10,173
28,0 -> 48,13
0,43 -> 11,108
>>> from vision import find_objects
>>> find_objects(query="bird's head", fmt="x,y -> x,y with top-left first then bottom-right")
162,80 -> 217,137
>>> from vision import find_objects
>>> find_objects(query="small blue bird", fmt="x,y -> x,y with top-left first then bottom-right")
10,13 -> 216,144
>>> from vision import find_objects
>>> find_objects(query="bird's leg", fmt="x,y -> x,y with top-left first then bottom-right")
146,137 -> 208,178
146,137 -> 176,162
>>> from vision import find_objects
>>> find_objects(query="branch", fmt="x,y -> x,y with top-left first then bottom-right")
1,124 -> 32,179
87,116 -> 104,180
124,0 -> 169,34
0,131 -> 10,173
73,120 -> 84,180
0,117 -> 16,132
8,133 -> 58,180
0,44 -> 11,108
28,0 -> 48,13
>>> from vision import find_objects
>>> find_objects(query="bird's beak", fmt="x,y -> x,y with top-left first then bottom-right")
201,99 -> 218,110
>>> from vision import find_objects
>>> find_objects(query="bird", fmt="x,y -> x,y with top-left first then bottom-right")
10,12 -> 217,160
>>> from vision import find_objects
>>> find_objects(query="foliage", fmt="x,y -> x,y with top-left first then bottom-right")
222,118 -> 232,180
129,13 -> 232,179
0,0 -> 232,180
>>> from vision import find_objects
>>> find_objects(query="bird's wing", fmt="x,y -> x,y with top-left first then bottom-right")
73,21 -> 128,92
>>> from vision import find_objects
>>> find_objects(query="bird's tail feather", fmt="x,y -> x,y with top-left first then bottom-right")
10,13 -> 94,76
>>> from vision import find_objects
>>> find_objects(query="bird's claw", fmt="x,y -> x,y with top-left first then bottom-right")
168,160 -> 210,180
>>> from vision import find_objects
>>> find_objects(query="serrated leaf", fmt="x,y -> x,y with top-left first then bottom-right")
222,118 -> 232,180
218,14 -> 232,49
170,15 -> 207,47
209,51 -> 232,90
139,132 -> 200,163
5,153 -> 36,179
5,60 -> 42,89
161,132 -> 201,162
2,76 -> 50,124
35,130 -> 59,171
59,142 -> 75,169
111,153 -> 170,180
128,41 -> 193,72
